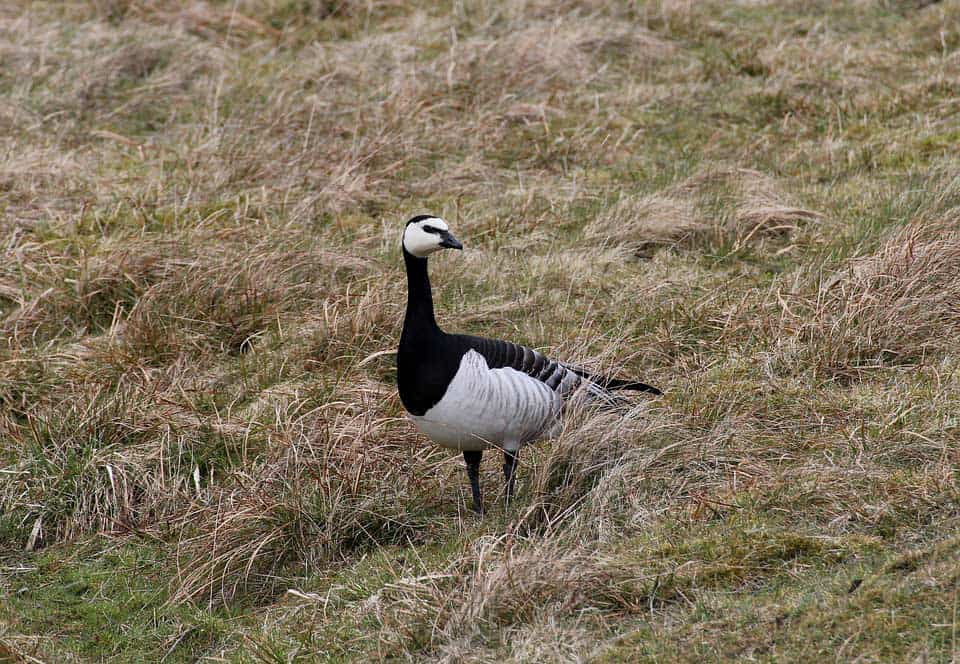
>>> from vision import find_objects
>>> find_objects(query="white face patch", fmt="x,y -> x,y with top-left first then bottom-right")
402,217 -> 450,257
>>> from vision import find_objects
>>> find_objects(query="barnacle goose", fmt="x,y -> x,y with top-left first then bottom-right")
398,215 -> 661,513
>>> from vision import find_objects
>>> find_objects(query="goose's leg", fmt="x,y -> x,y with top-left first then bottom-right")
503,447 -> 519,505
463,450 -> 483,513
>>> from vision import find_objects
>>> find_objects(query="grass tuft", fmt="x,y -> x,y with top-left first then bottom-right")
802,216 -> 960,373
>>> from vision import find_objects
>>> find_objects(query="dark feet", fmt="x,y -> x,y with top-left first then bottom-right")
503,449 -> 519,505
463,450 -> 483,513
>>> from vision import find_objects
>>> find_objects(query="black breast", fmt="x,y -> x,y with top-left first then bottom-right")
396,331 -> 465,416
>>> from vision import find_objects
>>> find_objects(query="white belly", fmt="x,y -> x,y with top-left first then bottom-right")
411,350 -> 561,452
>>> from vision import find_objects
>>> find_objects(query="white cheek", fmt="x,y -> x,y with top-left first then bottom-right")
404,227 -> 441,257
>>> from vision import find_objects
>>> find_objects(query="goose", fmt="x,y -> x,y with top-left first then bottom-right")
397,214 -> 661,513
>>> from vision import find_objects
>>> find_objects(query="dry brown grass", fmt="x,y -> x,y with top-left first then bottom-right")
374,541 -> 654,657
0,385 -> 230,550
169,394 -> 441,606
2,0 -> 960,661
585,167 -> 822,257
797,216 -> 960,374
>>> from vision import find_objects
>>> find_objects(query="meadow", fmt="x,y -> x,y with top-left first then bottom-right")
1,0 -> 959,661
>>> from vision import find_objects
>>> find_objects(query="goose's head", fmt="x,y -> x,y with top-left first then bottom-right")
402,215 -> 463,258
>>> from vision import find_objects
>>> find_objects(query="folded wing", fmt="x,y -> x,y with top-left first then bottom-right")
455,334 -> 661,404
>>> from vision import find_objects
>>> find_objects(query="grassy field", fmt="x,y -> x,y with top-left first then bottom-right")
1,0 -> 959,661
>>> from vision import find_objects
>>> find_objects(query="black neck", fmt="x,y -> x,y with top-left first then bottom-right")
402,248 -> 439,335
397,247 -> 456,416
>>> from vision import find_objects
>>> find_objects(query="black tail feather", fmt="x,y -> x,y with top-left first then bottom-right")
602,377 -> 662,395
568,367 -> 662,395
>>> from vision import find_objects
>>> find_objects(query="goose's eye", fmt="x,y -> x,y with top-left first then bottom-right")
422,226 -> 441,234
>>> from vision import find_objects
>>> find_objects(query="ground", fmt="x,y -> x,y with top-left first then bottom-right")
1,0 -> 959,661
